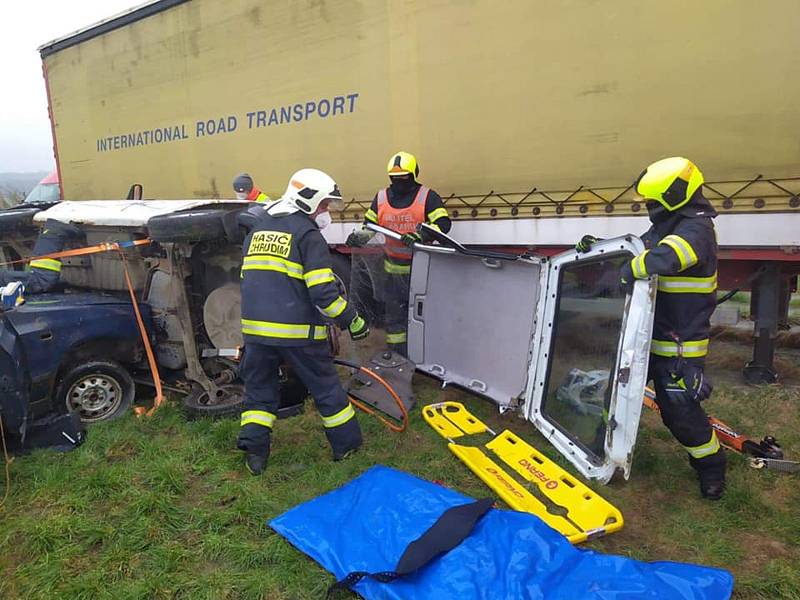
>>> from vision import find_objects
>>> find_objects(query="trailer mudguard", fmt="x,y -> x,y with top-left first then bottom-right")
271,466 -> 733,600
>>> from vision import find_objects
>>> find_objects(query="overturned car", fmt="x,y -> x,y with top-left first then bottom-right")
0,200 -> 308,447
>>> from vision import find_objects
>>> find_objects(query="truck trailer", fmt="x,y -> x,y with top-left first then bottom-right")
37,0 -> 800,381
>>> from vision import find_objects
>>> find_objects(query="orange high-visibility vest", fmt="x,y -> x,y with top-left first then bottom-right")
376,186 -> 429,260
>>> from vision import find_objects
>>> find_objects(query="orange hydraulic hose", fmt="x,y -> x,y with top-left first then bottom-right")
334,359 -> 408,433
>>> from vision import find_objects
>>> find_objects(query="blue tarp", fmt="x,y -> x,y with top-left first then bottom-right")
271,465 -> 734,600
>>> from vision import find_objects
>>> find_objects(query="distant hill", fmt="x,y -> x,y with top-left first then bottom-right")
0,171 -> 50,208
0,171 -> 49,196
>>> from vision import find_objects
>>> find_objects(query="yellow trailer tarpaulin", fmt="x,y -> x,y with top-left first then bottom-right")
41,0 -> 800,202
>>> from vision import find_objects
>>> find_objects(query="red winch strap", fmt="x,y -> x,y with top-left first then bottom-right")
0,238 -> 153,268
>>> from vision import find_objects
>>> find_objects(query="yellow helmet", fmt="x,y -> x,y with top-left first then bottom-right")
634,157 -> 704,212
386,151 -> 419,180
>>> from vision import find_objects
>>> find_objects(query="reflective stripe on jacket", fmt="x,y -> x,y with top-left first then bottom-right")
635,215 -> 718,358
240,211 -> 355,346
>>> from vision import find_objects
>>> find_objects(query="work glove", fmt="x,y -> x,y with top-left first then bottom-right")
619,260 -> 634,295
679,364 -> 714,403
576,234 -> 599,253
345,229 -> 372,248
348,314 -> 370,341
401,231 -> 423,247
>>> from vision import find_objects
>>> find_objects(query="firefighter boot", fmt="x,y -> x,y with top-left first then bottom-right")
245,452 -> 268,476
690,453 -> 726,501
329,416 -> 363,462
237,426 -> 271,476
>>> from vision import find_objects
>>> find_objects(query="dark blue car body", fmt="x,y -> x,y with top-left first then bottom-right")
0,292 -> 152,439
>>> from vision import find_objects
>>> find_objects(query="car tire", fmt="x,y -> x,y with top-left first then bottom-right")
183,374 -> 307,420
146,208 -> 239,243
0,207 -> 42,233
183,383 -> 244,419
56,360 -> 135,423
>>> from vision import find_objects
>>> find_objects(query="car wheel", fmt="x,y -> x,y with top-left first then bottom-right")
183,383 -> 244,419
146,208 -> 241,243
56,360 -> 135,423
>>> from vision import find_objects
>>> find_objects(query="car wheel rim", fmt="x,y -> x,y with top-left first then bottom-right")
66,374 -> 124,422
190,384 -> 244,409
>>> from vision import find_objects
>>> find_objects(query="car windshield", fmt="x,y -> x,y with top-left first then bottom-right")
539,253 -> 631,461
24,183 -> 61,204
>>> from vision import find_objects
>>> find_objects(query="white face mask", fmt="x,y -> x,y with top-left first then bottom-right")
314,211 -> 332,230
235,192 -> 248,200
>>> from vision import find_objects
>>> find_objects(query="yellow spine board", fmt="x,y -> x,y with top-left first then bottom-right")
486,430 -> 623,542
423,402 -> 623,544
448,444 -> 585,542
423,402 -> 489,439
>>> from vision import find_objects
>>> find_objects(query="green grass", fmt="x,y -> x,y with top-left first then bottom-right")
1,371 -> 799,599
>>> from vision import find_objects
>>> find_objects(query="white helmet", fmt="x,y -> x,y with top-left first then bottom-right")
281,168 -> 342,214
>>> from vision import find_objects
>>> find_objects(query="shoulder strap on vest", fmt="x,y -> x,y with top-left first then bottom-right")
377,188 -> 388,206
415,186 -> 430,206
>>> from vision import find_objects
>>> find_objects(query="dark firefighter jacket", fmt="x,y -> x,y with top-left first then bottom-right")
631,195 -> 719,359
240,210 -> 355,346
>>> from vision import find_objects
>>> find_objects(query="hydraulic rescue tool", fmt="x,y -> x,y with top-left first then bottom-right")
643,388 -> 797,472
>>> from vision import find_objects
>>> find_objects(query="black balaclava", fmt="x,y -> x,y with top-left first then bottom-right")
647,187 -> 716,237
389,174 -> 417,196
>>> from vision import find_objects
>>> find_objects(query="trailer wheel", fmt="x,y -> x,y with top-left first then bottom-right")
0,207 -> 43,233
183,383 -> 244,419
56,360 -> 135,423
146,208 -> 234,243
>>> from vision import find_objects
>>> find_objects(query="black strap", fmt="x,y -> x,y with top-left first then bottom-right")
327,497 -> 494,598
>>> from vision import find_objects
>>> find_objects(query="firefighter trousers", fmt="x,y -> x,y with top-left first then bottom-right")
384,271 -> 410,357
649,356 -> 725,481
236,342 -> 362,458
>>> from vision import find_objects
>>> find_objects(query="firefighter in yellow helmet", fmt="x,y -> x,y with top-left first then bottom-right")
345,151 -> 451,357
578,157 -> 725,499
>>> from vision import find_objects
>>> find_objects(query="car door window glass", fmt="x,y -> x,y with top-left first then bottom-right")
540,253 -> 632,460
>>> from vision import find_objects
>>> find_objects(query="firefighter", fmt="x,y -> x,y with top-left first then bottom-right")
233,172 -> 271,203
236,168 -> 370,475
0,219 -> 83,294
345,151 -> 451,356
578,157 -> 725,499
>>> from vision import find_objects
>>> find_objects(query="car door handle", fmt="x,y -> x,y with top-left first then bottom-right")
415,299 -> 424,318
481,258 -> 502,269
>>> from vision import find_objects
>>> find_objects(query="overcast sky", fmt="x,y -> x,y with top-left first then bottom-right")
0,0 -> 142,173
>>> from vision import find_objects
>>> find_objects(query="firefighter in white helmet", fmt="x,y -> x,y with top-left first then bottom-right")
236,168 -> 369,475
